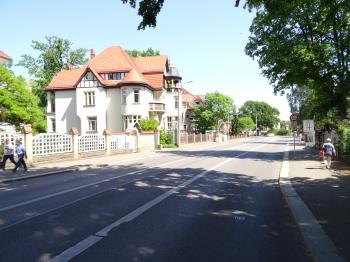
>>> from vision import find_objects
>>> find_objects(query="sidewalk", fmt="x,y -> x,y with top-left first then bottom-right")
288,143 -> 350,261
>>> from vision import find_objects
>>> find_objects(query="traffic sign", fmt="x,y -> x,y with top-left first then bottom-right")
290,113 -> 299,121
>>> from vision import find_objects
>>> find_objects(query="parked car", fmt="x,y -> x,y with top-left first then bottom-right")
0,123 -> 16,133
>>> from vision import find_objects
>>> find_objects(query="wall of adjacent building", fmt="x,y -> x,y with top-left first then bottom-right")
76,86 -> 107,134
106,88 -> 122,131
55,90 -> 80,133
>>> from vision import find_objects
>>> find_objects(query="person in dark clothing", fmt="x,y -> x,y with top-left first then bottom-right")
2,138 -> 17,171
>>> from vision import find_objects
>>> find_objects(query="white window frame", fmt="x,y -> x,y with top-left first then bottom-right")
122,90 -> 127,104
84,91 -> 95,106
134,89 -> 140,103
88,117 -> 97,132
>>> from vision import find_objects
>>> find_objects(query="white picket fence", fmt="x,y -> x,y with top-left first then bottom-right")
110,135 -> 136,151
0,132 -> 24,145
32,133 -> 72,156
78,134 -> 106,152
1,131 -> 137,157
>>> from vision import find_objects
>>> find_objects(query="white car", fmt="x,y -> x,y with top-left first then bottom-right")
0,123 -> 16,133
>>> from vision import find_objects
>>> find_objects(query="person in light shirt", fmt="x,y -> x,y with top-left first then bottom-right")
2,138 -> 17,171
12,139 -> 28,172
322,138 -> 336,169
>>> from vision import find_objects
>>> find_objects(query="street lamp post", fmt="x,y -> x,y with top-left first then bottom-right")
177,81 -> 193,147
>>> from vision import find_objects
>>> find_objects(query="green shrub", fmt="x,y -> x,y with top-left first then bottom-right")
276,128 -> 291,136
160,130 -> 174,145
161,144 -> 177,148
0,143 -> 3,159
337,122 -> 350,156
139,118 -> 159,131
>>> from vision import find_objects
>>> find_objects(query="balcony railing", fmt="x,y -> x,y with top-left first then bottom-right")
149,102 -> 165,112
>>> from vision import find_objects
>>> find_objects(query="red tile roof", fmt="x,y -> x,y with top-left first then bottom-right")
182,89 -> 204,109
46,46 -> 168,91
0,51 -> 12,61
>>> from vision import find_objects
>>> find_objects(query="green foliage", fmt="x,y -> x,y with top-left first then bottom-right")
0,143 -> 3,158
18,36 -> 87,107
237,116 -> 255,133
139,118 -> 159,131
0,66 -> 46,133
121,0 -> 165,30
336,121 -> 350,156
245,0 -> 350,121
193,92 -> 236,133
159,130 -> 174,145
239,100 -> 280,129
126,48 -> 160,57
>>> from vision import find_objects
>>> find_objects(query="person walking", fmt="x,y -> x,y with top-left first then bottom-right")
2,138 -> 17,171
322,138 -> 336,169
12,139 -> 28,172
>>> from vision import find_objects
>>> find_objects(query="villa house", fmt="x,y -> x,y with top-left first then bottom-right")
0,51 -> 12,66
45,46 -> 202,134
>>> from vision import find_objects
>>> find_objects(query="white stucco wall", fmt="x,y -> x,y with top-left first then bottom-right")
76,86 -> 107,134
55,91 -> 80,133
106,88 -> 122,131
121,86 -> 153,117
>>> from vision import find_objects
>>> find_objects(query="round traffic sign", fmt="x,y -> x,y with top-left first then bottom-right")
290,113 -> 299,121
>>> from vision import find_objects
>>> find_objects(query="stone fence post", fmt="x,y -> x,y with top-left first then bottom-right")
70,128 -> 79,160
104,129 -> 111,155
23,124 -> 33,166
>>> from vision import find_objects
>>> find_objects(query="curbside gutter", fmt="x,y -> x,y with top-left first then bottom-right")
279,142 -> 345,262
0,168 -> 79,183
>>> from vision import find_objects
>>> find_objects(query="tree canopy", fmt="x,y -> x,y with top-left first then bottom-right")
0,65 -> 46,133
239,100 -> 280,129
126,48 -> 160,57
193,91 -> 235,133
245,0 -> 350,121
18,36 -> 87,107
120,0 -> 260,30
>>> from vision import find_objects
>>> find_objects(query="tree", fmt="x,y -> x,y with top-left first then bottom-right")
193,91 -> 236,133
238,116 -> 255,133
239,100 -> 280,129
0,65 -> 46,133
120,0 -> 254,30
245,0 -> 350,121
126,48 -> 160,57
18,36 -> 87,107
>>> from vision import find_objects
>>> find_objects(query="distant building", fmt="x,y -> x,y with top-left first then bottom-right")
0,50 -> 12,66
45,46 -> 203,134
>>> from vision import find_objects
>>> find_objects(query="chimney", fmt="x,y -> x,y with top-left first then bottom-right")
90,49 -> 95,60
67,64 -> 73,70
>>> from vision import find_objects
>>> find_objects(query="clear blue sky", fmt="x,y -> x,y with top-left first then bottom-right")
1,0 -> 290,120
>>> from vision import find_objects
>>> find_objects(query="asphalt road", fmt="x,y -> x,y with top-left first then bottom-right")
0,136 -> 312,262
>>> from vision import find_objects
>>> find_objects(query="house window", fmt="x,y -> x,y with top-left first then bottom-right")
107,72 -> 128,80
84,91 -> 95,106
175,97 -> 179,109
51,119 -> 56,132
167,117 -> 173,130
88,117 -> 97,132
134,89 -> 140,103
122,90 -> 127,104
124,115 -> 141,129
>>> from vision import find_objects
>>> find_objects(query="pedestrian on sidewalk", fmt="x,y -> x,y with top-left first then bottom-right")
1,138 -> 17,171
322,138 -> 336,169
12,139 -> 28,172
